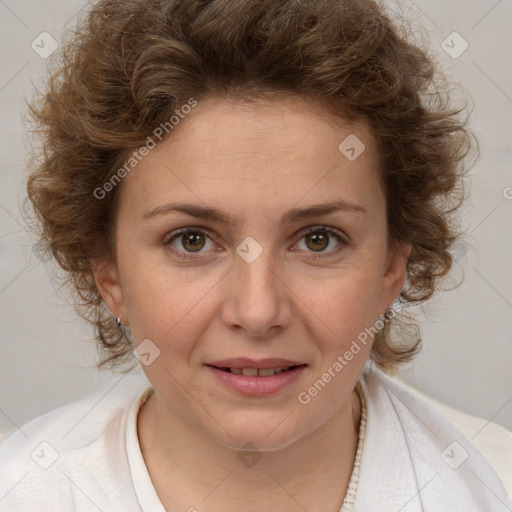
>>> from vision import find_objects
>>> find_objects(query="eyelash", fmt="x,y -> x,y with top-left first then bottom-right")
164,226 -> 349,261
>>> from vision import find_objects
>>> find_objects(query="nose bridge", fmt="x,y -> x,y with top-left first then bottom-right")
223,235 -> 290,336
237,237 -> 277,293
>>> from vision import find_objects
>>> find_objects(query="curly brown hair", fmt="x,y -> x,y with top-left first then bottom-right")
24,0 -> 474,374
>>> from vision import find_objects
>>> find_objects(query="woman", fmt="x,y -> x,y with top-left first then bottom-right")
0,0 -> 510,510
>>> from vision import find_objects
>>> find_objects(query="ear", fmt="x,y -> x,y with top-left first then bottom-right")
377,240 -> 412,316
91,257 -> 129,325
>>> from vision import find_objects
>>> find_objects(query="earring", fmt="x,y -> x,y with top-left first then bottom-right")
116,315 -> 122,328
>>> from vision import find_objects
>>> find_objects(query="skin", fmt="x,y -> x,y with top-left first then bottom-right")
93,95 -> 411,512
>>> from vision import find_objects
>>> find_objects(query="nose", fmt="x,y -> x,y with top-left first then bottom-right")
220,243 -> 292,338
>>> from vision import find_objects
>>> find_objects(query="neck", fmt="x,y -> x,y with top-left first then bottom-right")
138,387 -> 362,512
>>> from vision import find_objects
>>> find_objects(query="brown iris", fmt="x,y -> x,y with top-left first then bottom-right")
182,232 -> 206,252
305,231 -> 329,252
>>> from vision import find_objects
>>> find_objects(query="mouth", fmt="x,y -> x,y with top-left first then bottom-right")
205,363 -> 307,396
207,364 -> 306,376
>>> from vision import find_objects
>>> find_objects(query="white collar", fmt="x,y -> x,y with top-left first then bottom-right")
353,362 -> 511,511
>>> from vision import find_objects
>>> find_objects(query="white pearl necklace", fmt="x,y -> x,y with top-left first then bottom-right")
339,381 -> 367,511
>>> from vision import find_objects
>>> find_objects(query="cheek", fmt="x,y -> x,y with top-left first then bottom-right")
116,236 -> 207,346
124,270 -> 208,343
292,260 -> 383,333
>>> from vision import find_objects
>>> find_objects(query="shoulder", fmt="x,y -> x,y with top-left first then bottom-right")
405,379 -> 512,502
361,363 -> 512,507
0,369 -> 150,511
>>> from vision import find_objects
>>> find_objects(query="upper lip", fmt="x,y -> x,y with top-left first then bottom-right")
207,358 -> 306,369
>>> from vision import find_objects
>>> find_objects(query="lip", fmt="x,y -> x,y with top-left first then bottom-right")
207,357 -> 304,369
205,364 -> 307,396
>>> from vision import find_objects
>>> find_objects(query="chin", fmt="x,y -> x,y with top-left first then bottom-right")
207,414 -> 310,453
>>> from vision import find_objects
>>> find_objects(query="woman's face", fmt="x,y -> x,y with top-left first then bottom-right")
94,95 -> 409,451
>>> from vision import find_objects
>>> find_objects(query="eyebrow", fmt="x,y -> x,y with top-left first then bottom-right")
141,199 -> 367,226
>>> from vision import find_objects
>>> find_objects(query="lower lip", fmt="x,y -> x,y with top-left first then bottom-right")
205,365 -> 307,396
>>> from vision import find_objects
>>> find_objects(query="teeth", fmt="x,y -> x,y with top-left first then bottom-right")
229,366 -> 291,376
258,368 -> 279,376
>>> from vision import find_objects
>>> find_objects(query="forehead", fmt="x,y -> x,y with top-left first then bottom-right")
117,95 -> 383,224
165,95 -> 378,168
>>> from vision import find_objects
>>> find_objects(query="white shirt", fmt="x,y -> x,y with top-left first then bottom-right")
0,363 -> 510,511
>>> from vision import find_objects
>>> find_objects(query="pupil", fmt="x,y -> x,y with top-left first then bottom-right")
183,233 -> 205,252
307,232 -> 328,251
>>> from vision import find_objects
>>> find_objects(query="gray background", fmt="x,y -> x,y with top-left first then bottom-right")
0,0 -> 511,441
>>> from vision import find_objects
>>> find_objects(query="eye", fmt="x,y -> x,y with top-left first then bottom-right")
293,226 -> 348,258
164,225 -> 348,261
164,227 -> 216,260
